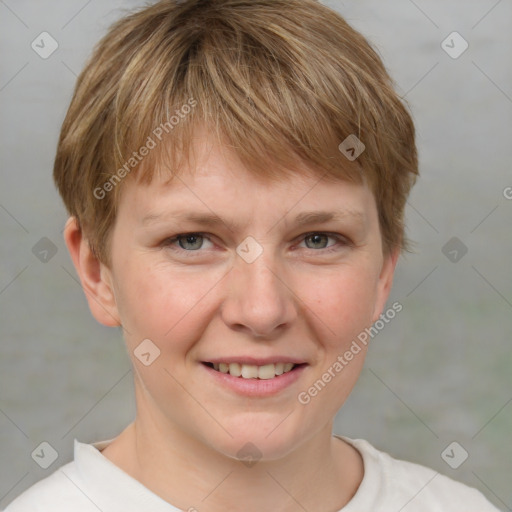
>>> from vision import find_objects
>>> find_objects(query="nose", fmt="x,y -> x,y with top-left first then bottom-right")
220,250 -> 298,339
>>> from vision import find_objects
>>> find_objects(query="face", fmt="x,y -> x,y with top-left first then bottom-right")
94,133 -> 397,462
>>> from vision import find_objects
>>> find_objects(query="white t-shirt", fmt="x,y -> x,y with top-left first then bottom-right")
3,435 -> 501,512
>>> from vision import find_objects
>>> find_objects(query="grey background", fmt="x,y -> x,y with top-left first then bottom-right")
1,0 -> 511,509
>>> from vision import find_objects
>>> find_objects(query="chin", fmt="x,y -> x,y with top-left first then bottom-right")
204,415 -> 307,463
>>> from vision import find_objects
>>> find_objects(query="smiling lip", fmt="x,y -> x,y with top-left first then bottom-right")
201,361 -> 308,397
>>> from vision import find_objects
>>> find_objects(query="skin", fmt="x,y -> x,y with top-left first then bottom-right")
64,131 -> 399,512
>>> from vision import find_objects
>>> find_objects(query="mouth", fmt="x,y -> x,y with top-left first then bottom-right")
202,361 -> 307,380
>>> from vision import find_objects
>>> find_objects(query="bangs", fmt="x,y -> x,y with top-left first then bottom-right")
110,1 -> 370,192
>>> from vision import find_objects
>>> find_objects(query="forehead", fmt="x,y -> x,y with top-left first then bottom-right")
118,131 -> 377,230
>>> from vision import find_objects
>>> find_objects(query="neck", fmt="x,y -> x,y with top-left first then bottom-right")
102,405 -> 363,512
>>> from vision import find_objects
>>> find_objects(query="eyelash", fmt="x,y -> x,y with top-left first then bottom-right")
161,232 -> 351,256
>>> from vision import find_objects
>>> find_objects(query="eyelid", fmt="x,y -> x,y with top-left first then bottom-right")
296,232 -> 352,253
298,231 -> 351,245
162,232 -> 215,251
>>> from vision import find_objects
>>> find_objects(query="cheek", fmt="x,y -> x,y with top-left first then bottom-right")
292,268 -> 377,425
297,266 -> 379,347
115,255 -> 380,357
115,261 -> 223,350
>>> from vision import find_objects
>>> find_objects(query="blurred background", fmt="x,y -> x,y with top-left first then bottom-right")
1,0 -> 511,509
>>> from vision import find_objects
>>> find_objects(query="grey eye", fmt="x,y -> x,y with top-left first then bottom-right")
177,234 -> 204,250
304,234 -> 330,249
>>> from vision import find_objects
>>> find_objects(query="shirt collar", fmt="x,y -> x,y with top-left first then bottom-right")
74,435 -> 384,511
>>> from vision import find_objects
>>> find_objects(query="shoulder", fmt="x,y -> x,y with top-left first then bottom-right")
3,461 -> 99,512
381,450 -> 499,511
344,437 -> 501,511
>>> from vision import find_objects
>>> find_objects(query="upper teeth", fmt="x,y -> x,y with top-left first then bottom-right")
212,362 -> 295,379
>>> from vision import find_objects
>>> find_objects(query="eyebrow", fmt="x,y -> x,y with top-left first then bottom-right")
141,209 -> 364,232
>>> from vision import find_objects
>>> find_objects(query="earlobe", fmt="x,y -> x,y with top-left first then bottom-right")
63,217 -> 121,327
372,248 -> 400,323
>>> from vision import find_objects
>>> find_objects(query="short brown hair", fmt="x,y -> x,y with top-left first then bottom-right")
54,0 -> 418,265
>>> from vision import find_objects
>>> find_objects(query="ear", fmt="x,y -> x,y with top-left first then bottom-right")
372,247 -> 400,323
63,217 -> 121,327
